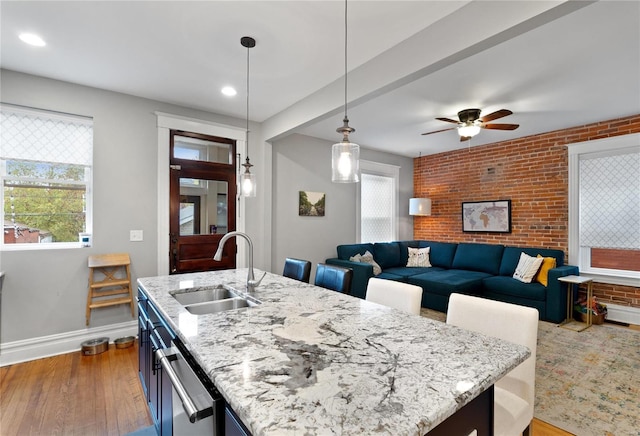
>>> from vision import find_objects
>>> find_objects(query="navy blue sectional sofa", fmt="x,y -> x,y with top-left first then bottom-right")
325,241 -> 578,323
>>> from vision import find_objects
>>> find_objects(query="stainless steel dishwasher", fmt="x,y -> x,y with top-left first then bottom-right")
157,340 -> 224,435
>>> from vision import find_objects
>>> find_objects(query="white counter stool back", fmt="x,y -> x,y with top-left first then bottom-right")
365,278 -> 423,315
446,293 -> 538,436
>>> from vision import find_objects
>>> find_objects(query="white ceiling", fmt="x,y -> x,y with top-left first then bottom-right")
2,1 -> 639,158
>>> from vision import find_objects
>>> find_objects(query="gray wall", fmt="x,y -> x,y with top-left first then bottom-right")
0,70 -> 251,343
0,70 -> 413,346
271,134 -> 414,280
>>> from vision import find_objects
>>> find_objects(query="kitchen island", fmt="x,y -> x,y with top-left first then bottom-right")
138,269 -> 530,435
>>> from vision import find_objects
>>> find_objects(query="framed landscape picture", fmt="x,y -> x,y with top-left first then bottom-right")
299,191 -> 325,216
462,200 -> 511,233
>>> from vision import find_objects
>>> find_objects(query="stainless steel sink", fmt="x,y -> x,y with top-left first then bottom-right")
171,285 -> 261,315
184,297 -> 258,315
171,287 -> 237,305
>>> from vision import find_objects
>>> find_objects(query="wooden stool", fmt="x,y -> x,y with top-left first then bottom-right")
86,253 -> 134,325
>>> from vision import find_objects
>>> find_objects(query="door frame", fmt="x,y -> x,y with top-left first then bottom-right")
156,112 -> 247,275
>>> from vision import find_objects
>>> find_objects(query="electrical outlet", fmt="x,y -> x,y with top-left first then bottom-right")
130,230 -> 143,242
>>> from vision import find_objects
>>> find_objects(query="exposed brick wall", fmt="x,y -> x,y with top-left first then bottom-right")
592,282 -> 640,307
413,114 -> 640,309
591,248 -> 640,271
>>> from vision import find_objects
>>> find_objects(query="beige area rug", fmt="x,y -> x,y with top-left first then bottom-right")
420,308 -> 640,436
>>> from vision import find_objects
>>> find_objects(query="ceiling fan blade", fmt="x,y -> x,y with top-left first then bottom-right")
421,127 -> 456,136
479,109 -> 512,123
459,136 -> 471,142
435,117 -> 460,124
482,123 -> 519,130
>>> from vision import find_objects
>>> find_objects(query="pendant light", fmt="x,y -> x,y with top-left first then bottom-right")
240,36 -> 257,197
331,0 -> 359,183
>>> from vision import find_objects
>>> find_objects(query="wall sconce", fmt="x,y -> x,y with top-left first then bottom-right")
410,198 -> 431,216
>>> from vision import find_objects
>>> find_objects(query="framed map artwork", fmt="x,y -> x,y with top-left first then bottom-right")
462,200 -> 511,233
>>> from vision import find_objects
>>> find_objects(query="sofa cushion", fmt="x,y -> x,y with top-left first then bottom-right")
384,266 -> 443,279
376,271 -> 405,282
451,243 -> 505,275
337,243 -> 374,260
418,241 -> 458,269
408,269 -> 489,297
373,242 -> 402,269
483,276 -> 547,301
499,246 -> 565,276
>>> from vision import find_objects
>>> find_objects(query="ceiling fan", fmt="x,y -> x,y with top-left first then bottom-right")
422,108 -> 519,142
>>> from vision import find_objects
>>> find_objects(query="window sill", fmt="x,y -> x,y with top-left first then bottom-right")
1,242 -> 90,251
581,270 -> 640,287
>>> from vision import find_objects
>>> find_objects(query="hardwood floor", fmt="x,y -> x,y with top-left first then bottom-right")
0,342 -> 573,436
0,343 -> 151,436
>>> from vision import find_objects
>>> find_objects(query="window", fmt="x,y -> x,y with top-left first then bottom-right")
173,134 -> 233,165
1,104 -> 93,249
568,134 -> 640,285
358,160 -> 399,243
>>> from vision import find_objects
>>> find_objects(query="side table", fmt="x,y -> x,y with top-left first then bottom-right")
558,275 -> 593,332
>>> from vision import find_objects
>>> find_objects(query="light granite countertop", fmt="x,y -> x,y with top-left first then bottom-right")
138,269 -> 529,436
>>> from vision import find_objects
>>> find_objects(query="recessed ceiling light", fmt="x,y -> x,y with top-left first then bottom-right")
221,86 -> 237,97
19,33 -> 46,47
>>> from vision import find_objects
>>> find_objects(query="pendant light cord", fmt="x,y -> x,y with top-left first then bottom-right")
246,42 -> 250,159
343,0 -> 348,119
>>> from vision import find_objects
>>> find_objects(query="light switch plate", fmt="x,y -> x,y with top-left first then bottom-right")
130,230 -> 143,242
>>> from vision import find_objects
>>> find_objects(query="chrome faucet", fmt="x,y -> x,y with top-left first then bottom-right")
213,231 -> 265,292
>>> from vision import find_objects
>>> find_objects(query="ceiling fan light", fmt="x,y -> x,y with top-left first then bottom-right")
457,124 -> 481,138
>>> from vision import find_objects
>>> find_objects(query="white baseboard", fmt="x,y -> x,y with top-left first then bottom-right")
0,321 -> 137,367
606,303 -> 640,326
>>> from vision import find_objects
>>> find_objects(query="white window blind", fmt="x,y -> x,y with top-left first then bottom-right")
580,151 -> 640,249
1,106 -> 92,165
1,104 -> 93,247
361,173 -> 394,243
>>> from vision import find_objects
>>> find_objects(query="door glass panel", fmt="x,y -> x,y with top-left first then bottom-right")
173,135 -> 232,164
179,178 -> 228,236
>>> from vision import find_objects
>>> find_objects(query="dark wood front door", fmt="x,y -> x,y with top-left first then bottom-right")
169,130 -> 237,274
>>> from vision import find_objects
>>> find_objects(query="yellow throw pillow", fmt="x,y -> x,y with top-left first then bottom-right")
535,255 -> 557,287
